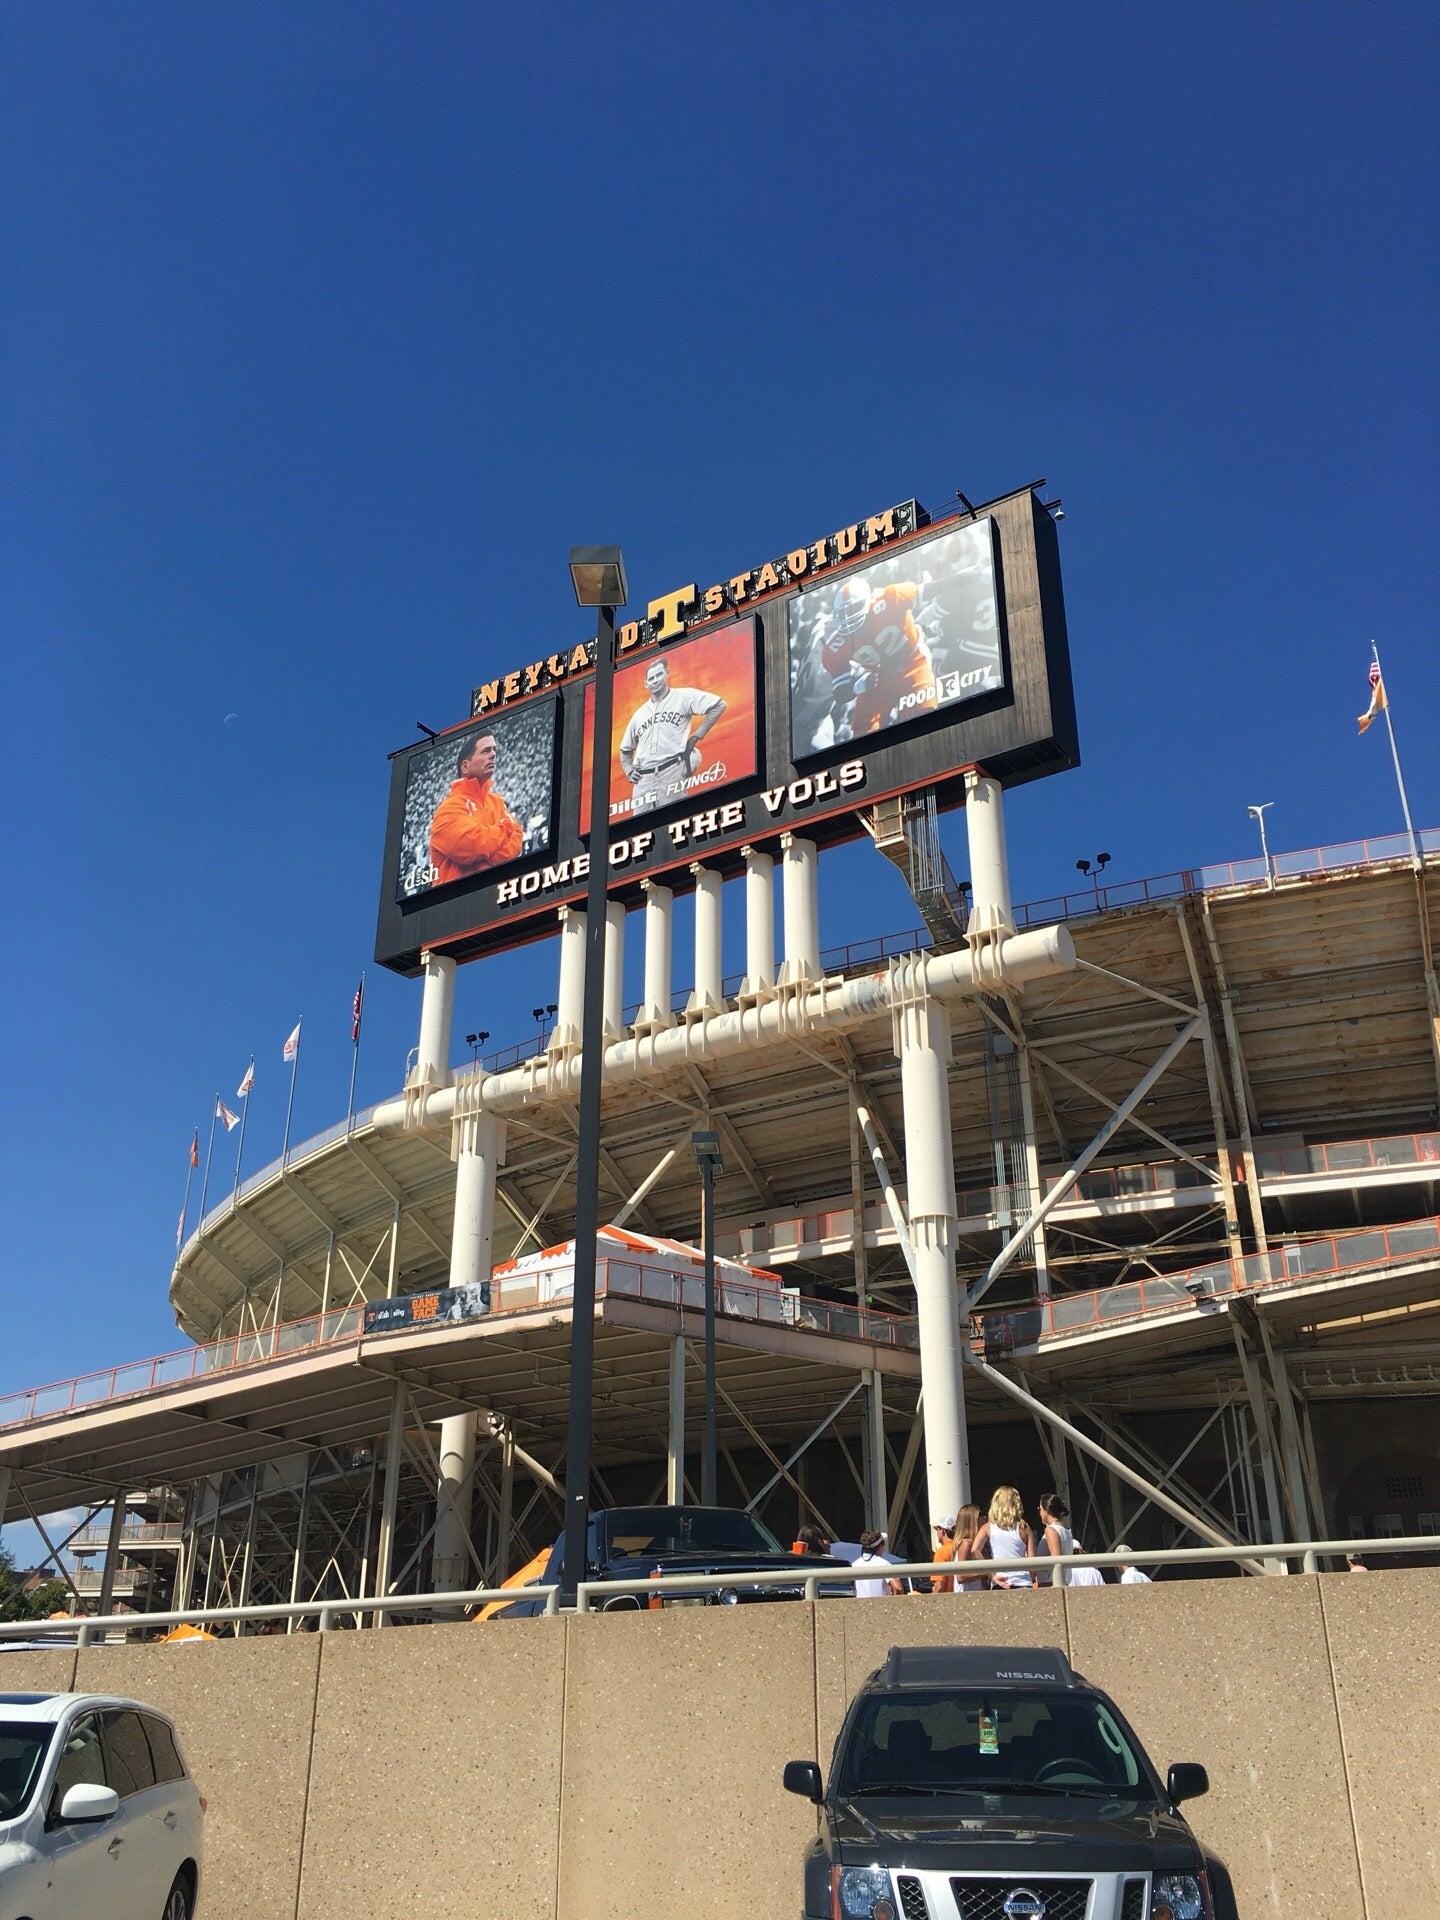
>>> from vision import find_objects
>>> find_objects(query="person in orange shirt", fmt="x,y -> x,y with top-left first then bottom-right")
428,732 -> 525,883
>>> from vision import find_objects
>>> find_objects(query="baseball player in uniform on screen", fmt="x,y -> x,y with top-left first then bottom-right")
822,576 -> 936,737
618,658 -> 726,817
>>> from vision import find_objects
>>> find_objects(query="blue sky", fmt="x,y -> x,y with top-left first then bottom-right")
2,2 -> 1436,1471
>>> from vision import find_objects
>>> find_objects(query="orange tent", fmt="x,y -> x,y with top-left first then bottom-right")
159,1623 -> 219,1644
474,1546 -> 551,1622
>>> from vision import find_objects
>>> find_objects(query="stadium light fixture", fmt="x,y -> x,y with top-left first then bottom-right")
1248,803 -> 1276,890
561,544 -> 626,1609
568,544 -> 629,610
692,1130 -> 725,1505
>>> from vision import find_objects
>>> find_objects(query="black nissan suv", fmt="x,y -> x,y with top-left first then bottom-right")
784,1645 -> 1235,1920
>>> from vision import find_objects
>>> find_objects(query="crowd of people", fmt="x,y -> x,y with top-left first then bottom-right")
793,1489 -> 1155,1595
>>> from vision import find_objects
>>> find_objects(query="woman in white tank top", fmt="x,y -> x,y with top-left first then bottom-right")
1039,1493 -> 1075,1587
975,1486 -> 1036,1588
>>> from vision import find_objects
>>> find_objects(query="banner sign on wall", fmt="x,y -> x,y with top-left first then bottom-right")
363,1281 -> 492,1334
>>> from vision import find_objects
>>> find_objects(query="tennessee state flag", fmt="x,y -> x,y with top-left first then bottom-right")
1357,661 -> 1387,734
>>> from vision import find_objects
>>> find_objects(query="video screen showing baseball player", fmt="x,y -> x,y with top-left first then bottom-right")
788,517 -> 1003,757
580,619 -> 759,830
395,699 -> 557,900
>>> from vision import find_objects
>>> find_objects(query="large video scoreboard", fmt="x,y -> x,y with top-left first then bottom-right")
375,483 -> 1078,975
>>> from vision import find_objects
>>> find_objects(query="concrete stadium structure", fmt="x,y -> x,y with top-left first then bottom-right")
2,809 -> 1439,1623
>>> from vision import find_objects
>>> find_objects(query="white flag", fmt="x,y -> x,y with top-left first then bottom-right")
176,1208 -> 186,1250
216,1097 -> 241,1131
282,1021 -> 302,1062
237,1059 -> 255,1098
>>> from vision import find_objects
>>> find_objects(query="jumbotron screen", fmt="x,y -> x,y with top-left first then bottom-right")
788,517 -> 1001,758
393,699 -> 558,902
579,618 -> 759,832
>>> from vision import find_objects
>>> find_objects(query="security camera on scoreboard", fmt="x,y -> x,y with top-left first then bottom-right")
374,483 -> 1078,975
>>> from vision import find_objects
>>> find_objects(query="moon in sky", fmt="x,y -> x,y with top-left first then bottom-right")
224,712 -> 240,724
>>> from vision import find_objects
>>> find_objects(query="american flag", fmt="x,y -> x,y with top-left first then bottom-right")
351,976 -> 365,1045
1357,660 -> 1387,735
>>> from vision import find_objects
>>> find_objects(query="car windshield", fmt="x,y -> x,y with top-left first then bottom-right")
834,1688 -> 1157,1801
0,1723 -> 53,1820
600,1507 -> 785,1558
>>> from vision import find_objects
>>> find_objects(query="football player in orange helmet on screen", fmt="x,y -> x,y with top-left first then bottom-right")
822,576 -> 936,738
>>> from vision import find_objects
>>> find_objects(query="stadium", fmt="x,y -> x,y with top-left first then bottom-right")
2,485 -> 1437,1628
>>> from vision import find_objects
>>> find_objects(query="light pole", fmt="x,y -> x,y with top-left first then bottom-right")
1247,803 -> 1275,890
561,544 -> 627,1608
692,1129 -> 724,1505
1074,851 -> 1111,903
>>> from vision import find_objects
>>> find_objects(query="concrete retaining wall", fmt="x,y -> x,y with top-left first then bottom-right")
37,1569 -> 1437,1919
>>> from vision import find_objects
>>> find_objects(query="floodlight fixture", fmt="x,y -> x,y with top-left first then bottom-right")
568,544 -> 629,609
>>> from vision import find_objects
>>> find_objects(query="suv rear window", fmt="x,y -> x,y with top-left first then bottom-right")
141,1715 -> 186,1786
835,1687 -> 1155,1800
102,1712 -> 157,1797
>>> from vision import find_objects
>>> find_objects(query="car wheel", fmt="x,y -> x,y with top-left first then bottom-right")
162,1872 -> 192,1920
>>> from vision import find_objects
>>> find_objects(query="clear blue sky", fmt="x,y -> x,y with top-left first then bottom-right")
2,3 -> 1436,1428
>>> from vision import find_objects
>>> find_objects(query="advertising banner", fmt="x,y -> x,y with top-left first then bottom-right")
788,517 -> 1001,757
394,699 -> 558,901
579,618 -> 759,831
363,1280 -> 492,1334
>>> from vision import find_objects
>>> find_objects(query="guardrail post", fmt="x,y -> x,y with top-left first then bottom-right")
319,1607 -> 334,1632
576,1583 -> 591,1615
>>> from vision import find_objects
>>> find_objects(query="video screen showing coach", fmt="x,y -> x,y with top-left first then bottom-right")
394,701 -> 558,901
580,619 -> 760,831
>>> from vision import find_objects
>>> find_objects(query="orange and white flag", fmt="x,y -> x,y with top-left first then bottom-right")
1357,661 -> 1387,734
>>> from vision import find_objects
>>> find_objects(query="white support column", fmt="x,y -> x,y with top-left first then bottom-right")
778,833 -> 819,985
635,878 -> 676,1032
1015,1048 -> 1052,1296
666,1337 -> 686,1502
739,846 -> 775,999
449,1110 -> 506,1298
602,902 -> 626,1040
373,1381 -> 407,1624
432,1412 -> 479,1596
687,865 -> 725,1016
964,770 -> 1014,943
413,949 -> 456,1086
893,964 -> 970,1523
551,906 -> 586,1055
435,1106 -> 505,1595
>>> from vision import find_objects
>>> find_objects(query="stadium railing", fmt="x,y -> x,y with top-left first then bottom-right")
181,824 -> 1440,1254
4,1534 -> 1440,1646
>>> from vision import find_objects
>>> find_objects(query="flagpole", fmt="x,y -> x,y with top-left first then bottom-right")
1372,641 -> 1420,869
178,1138 -> 197,1250
198,1100 -> 221,1223
283,1035 -> 301,1165
232,1084 -> 251,1204
347,973 -> 365,1132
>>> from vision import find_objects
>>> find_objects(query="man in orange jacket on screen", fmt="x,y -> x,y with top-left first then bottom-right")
428,732 -> 524,883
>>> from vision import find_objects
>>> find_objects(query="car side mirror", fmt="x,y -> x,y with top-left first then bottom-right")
59,1783 -> 120,1824
1167,1762 -> 1209,1805
783,1760 -> 824,1803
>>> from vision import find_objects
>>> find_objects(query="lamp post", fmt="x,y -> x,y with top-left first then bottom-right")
1247,804 -> 1275,890
692,1129 -> 724,1505
1074,851 -> 1111,903
561,544 -> 628,1608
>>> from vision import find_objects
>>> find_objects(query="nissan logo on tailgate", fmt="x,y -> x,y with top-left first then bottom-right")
1002,1892 -> 1047,1920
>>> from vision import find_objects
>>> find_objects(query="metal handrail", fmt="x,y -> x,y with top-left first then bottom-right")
0,1260 -> 917,1435
3,1536 -> 1436,1643
973,1215 -> 1440,1355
